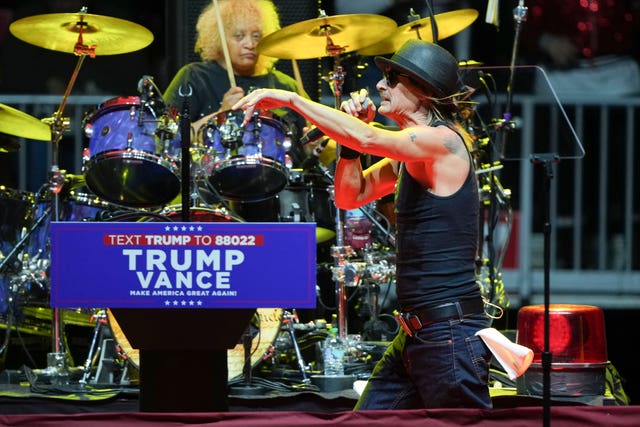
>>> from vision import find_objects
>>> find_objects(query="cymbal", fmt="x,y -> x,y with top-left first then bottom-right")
9,12 -> 153,55
458,59 -> 484,67
0,104 -> 50,141
257,14 -> 397,60
358,9 -> 479,56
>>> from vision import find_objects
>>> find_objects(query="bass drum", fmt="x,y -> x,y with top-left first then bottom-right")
106,307 -> 283,381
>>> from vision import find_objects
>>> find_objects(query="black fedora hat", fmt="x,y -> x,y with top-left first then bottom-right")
374,39 -> 459,99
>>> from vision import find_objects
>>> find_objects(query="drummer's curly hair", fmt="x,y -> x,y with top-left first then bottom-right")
195,0 -> 281,75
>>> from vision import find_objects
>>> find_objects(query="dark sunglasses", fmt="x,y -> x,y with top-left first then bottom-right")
383,69 -> 411,87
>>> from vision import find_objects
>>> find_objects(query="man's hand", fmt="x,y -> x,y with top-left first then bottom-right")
341,88 -> 376,123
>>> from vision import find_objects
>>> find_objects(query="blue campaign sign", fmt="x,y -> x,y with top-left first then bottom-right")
49,222 -> 317,309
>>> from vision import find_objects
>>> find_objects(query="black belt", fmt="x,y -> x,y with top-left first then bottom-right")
396,298 -> 485,337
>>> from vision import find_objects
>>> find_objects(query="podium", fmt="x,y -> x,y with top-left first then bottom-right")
49,221 -> 317,412
111,308 -> 254,412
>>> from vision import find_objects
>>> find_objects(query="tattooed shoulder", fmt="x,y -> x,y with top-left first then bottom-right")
443,132 -> 466,158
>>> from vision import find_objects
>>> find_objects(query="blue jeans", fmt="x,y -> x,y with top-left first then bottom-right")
354,313 -> 492,410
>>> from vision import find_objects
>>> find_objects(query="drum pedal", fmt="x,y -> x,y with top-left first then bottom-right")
91,338 -> 133,386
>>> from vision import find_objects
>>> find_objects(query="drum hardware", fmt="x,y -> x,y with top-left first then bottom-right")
79,310 -> 108,385
229,318 -> 267,396
137,75 -> 167,119
258,11 -> 399,341
203,109 -> 290,202
282,310 -> 311,384
7,6 -> 154,384
0,204 -> 53,321
82,94 -> 181,208
253,313 -> 328,383
253,14 -> 395,324
208,109 -> 244,151
355,262 -> 398,342
0,212 -> 50,361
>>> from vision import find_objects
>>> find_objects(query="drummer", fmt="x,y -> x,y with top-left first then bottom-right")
163,0 -> 311,166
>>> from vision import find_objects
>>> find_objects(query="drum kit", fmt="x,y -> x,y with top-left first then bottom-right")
0,6 -> 480,385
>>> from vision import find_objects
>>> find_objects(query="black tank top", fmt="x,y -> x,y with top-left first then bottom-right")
394,125 -> 481,310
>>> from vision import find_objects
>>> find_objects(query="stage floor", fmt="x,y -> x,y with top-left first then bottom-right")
0,366 -> 619,416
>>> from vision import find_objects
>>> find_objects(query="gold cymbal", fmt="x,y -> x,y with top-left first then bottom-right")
0,104 -> 50,141
458,59 -> 484,67
257,13 -> 397,60
358,9 -> 479,56
316,227 -> 336,244
9,12 -> 153,56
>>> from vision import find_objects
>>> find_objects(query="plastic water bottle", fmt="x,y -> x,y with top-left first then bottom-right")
323,327 -> 346,376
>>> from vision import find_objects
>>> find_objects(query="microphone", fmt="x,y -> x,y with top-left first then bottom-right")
137,75 -> 166,114
299,126 -> 325,145
301,137 -> 330,170
137,75 -> 153,94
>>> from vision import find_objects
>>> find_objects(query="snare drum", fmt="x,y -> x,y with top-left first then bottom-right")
83,96 -> 181,208
203,110 -> 289,201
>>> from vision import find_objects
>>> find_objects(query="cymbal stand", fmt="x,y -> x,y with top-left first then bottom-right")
39,7 -> 95,384
0,205 -> 52,358
320,31 -> 353,343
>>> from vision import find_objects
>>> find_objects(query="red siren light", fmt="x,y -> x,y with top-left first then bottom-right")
515,304 -> 609,397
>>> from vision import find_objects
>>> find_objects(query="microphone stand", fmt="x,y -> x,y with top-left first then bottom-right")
530,153 -> 558,427
504,3 -> 556,426
179,85 -> 193,222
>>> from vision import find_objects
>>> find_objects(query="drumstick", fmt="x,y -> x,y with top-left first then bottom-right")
213,0 -> 236,88
291,59 -> 306,96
